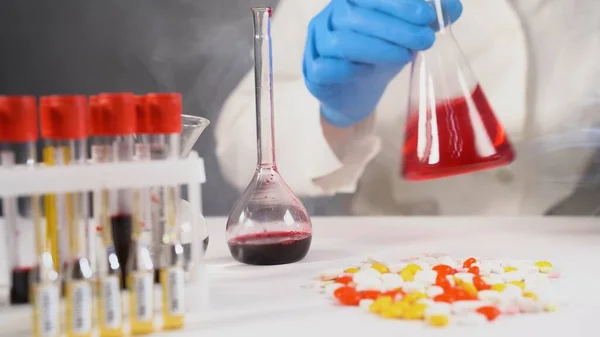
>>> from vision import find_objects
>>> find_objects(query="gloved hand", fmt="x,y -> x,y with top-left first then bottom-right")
303,0 -> 463,128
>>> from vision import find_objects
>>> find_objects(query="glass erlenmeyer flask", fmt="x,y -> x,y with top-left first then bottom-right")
226,7 -> 312,265
401,0 -> 516,181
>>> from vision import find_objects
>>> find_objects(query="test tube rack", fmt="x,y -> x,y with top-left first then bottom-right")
0,151 -> 208,336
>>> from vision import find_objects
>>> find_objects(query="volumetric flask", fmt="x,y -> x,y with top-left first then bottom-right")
226,7 -> 312,266
401,0 -> 515,181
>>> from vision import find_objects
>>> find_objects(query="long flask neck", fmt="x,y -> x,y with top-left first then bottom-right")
252,8 -> 277,169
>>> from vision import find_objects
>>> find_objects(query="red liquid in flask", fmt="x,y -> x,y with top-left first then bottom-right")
402,85 -> 515,181
228,231 -> 311,265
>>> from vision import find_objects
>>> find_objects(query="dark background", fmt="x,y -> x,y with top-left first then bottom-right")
0,0 -> 349,216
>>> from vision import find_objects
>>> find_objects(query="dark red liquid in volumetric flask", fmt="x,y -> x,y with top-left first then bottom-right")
228,232 -> 312,265
111,214 -> 132,289
402,85 -> 515,180
10,266 -> 32,304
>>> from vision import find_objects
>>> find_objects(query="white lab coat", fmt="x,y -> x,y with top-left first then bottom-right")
215,0 -> 600,215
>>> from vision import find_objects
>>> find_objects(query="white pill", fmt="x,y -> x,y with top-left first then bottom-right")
503,271 -> 525,282
487,262 -> 504,274
437,256 -> 457,268
483,275 -> 503,285
446,275 -> 456,286
325,283 -> 343,296
353,269 -> 381,284
426,285 -> 444,298
381,273 -> 403,285
388,264 -> 406,273
414,270 -> 437,284
403,282 -> 426,293
501,284 -> 523,300
498,304 -> 520,315
478,290 -> 501,303
355,283 -> 383,292
418,298 -> 436,307
452,300 -> 489,315
421,257 -> 439,266
425,303 -> 452,317
454,272 -> 475,283
456,313 -> 488,325
517,297 -> 543,313
415,260 -> 431,270
478,263 -> 493,274
359,299 -> 374,310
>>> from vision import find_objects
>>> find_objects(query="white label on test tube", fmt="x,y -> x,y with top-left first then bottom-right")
36,284 -> 60,337
101,276 -> 122,328
134,273 -> 154,321
167,266 -> 185,315
72,281 -> 93,334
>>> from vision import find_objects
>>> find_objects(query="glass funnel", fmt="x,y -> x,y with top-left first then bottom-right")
401,0 -> 515,181
225,7 -> 312,265
176,114 -> 210,264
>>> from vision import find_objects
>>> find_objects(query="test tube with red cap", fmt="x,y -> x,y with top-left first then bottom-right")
139,93 -> 185,330
0,96 -> 40,307
89,93 -> 137,336
40,95 -> 93,337
0,96 -> 61,336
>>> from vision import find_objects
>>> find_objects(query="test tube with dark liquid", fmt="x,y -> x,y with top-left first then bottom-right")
90,93 -> 137,336
0,96 -> 39,305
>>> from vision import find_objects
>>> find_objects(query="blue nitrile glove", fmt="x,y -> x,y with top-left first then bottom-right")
303,0 -> 463,128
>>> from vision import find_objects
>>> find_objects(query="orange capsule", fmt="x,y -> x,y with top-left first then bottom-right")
433,264 -> 455,275
468,266 -> 480,274
358,290 -> 382,300
433,293 -> 455,303
334,286 -> 360,306
476,306 -> 501,321
463,257 -> 477,268
435,273 -> 452,291
473,275 -> 491,291
334,275 -> 353,285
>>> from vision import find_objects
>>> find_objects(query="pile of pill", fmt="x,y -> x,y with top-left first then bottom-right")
311,254 -> 562,327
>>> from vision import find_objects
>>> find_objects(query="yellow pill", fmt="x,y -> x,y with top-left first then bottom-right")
369,296 -> 393,313
427,315 -> 450,327
462,283 -> 478,297
509,281 -> 525,290
535,261 -> 552,268
344,267 -> 359,274
402,303 -> 426,320
371,262 -> 390,274
491,284 -> 506,292
404,292 -> 427,303
453,276 -> 464,286
504,266 -> 518,272
544,304 -> 558,312
404,263 -> 422,274
400,269 -> 415,282
523,291 -> 538,301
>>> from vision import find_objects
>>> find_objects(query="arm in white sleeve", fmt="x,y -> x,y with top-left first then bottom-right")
214,0 -> 380,197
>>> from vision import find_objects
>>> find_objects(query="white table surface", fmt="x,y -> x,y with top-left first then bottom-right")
2,216 -> 600,336
182,216 -> 600,337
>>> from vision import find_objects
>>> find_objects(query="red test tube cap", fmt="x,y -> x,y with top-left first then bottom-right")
0,96 -> 38,142
40,95 -> 88,140
135,95 -> 150,134
144,93 -> 182,134
90,92 -> 136,136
